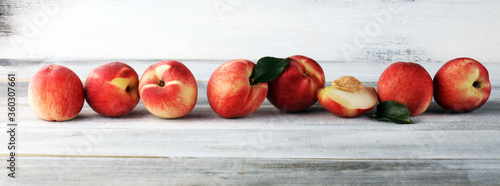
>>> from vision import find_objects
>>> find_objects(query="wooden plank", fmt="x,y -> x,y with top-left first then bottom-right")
1,61 -> 499,184
1,0 -> 500,62
1,80 -> 499,159
1,157 -> 499,185
8,109 -> 500,159
2,59 -> 500,83
1,0 -> 500,183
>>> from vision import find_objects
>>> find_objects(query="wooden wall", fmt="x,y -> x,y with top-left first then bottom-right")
1,0 -> 499,63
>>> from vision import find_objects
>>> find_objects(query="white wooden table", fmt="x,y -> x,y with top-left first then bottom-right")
1,60 -> 499,185
2,0 -> 500,184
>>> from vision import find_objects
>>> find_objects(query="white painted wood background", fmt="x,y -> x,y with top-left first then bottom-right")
1,0 -> 500,185
1,0 -> 500,63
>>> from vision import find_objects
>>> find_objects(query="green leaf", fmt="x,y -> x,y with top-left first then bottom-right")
371,101 -> 414,124
251,57 -> 291,85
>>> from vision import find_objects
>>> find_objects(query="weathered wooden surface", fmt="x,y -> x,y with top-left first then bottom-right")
1,0 -> 500,62
0,61 -> 500,184
3,158 -> 500,185
1,0 -> 500,184
5,100 -> 500,160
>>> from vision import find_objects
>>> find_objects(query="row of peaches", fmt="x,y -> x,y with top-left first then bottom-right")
27,55 -> 491,122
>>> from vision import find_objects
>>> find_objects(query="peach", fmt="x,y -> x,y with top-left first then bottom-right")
207,59 -> 268,118
28,65 -> 84,121
266,55 -> 325,112
434,57 -> 491,112
138,60 -> 197,118
317,76 -> 378,117
377,62 -> 433,116
85,62 -> 140,117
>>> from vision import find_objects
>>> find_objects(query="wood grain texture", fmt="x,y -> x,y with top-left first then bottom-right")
3,82 -> 500,160
2,59 -> 500,82
1,0 -> 500,182
1,60 -> 499,184
0,0 -> 499,63
2,158 -> 500,185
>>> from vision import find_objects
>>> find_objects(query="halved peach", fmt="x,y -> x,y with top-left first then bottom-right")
317,76 -> 378,117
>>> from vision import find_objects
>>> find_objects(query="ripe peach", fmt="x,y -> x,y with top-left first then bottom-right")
139,60 -> 197,118
207,59 -> 268,118
377,62 -> 433,116
266,55 -> 325,112
28,65 -> 84,121
85,62 -> 140,117
317,76 -> 378,117
434,57 -> 491,112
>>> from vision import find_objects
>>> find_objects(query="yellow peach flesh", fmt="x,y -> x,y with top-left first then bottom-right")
326,76 -> 377,109
110,78 -> 131,91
